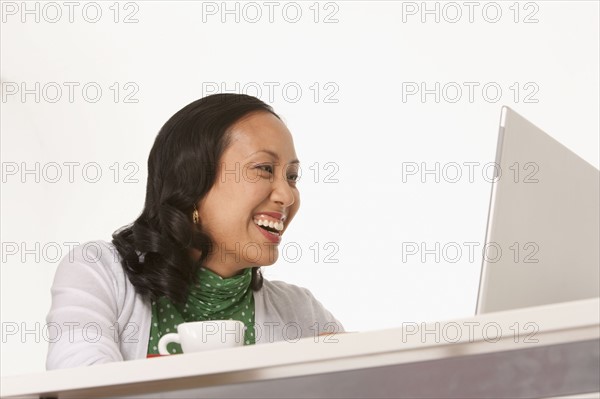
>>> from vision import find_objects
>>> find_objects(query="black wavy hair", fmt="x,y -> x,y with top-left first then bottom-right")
112,93 -> 280,304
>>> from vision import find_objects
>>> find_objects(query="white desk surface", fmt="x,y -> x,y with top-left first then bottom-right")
2,298 -> 599,398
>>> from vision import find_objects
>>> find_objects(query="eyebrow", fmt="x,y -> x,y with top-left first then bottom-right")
247,150 -> 300,164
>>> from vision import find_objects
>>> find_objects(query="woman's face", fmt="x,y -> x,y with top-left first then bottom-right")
196,111 -> 300,277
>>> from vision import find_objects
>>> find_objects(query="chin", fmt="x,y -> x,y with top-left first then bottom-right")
263,252 -> 279,266
265,255 -> 278,266
242,243 -> 279,267
259,247 -> 279,266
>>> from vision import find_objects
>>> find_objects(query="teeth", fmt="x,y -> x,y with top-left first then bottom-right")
253,218 -> 284,231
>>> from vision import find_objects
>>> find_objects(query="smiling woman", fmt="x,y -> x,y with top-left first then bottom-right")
45,94 -> 344,369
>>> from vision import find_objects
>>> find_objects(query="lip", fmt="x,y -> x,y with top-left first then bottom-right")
254,223 -> 282,244
253,211 -> 286,222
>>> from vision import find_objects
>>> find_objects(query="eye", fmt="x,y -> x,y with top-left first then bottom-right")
287,174 -> 299,183
256,164 -> 274,174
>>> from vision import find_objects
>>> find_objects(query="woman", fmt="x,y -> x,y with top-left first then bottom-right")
46,94 -> 344,369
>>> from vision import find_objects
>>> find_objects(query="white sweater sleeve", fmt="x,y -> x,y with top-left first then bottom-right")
254,280 -> 345,344
45,241 -> 126,370
302,286 -> 346,335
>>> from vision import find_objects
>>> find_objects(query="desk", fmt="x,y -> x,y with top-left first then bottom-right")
2,298 -> 599,398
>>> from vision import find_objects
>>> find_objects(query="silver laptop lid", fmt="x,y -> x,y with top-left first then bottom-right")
476,107 -> 599,314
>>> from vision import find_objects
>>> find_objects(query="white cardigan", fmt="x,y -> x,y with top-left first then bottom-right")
46,240 -> 344,370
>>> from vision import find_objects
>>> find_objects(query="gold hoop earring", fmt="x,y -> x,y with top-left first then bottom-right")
192,206 -> 199,224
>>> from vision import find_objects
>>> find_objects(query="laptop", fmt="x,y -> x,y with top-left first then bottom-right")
475,106 -> 600,314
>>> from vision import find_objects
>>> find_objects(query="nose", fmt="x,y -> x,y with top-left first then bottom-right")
271,174 -> 296,208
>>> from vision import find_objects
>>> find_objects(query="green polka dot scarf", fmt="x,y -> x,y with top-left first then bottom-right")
147,266 -> 256,355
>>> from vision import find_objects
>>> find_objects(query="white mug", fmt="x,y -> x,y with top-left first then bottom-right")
158,320 -> 246,355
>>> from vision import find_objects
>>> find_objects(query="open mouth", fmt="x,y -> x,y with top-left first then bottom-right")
257,224 -> 280,235
254,220 -> 282,236
254,217 -> 283,238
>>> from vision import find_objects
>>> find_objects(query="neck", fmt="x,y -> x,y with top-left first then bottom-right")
188,247 -> 250,278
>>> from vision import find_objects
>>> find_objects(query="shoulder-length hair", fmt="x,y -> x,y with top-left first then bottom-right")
112,93 -> 280,304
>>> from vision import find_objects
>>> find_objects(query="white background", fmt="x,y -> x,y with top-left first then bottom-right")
1,0 -> 598,376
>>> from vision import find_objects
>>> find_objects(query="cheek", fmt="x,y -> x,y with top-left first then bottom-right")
293,189 -> 301,210
201,188 -> 244,233
241,180 -> 273,205
287,190 -> 301,223
226,183 -> 269,230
